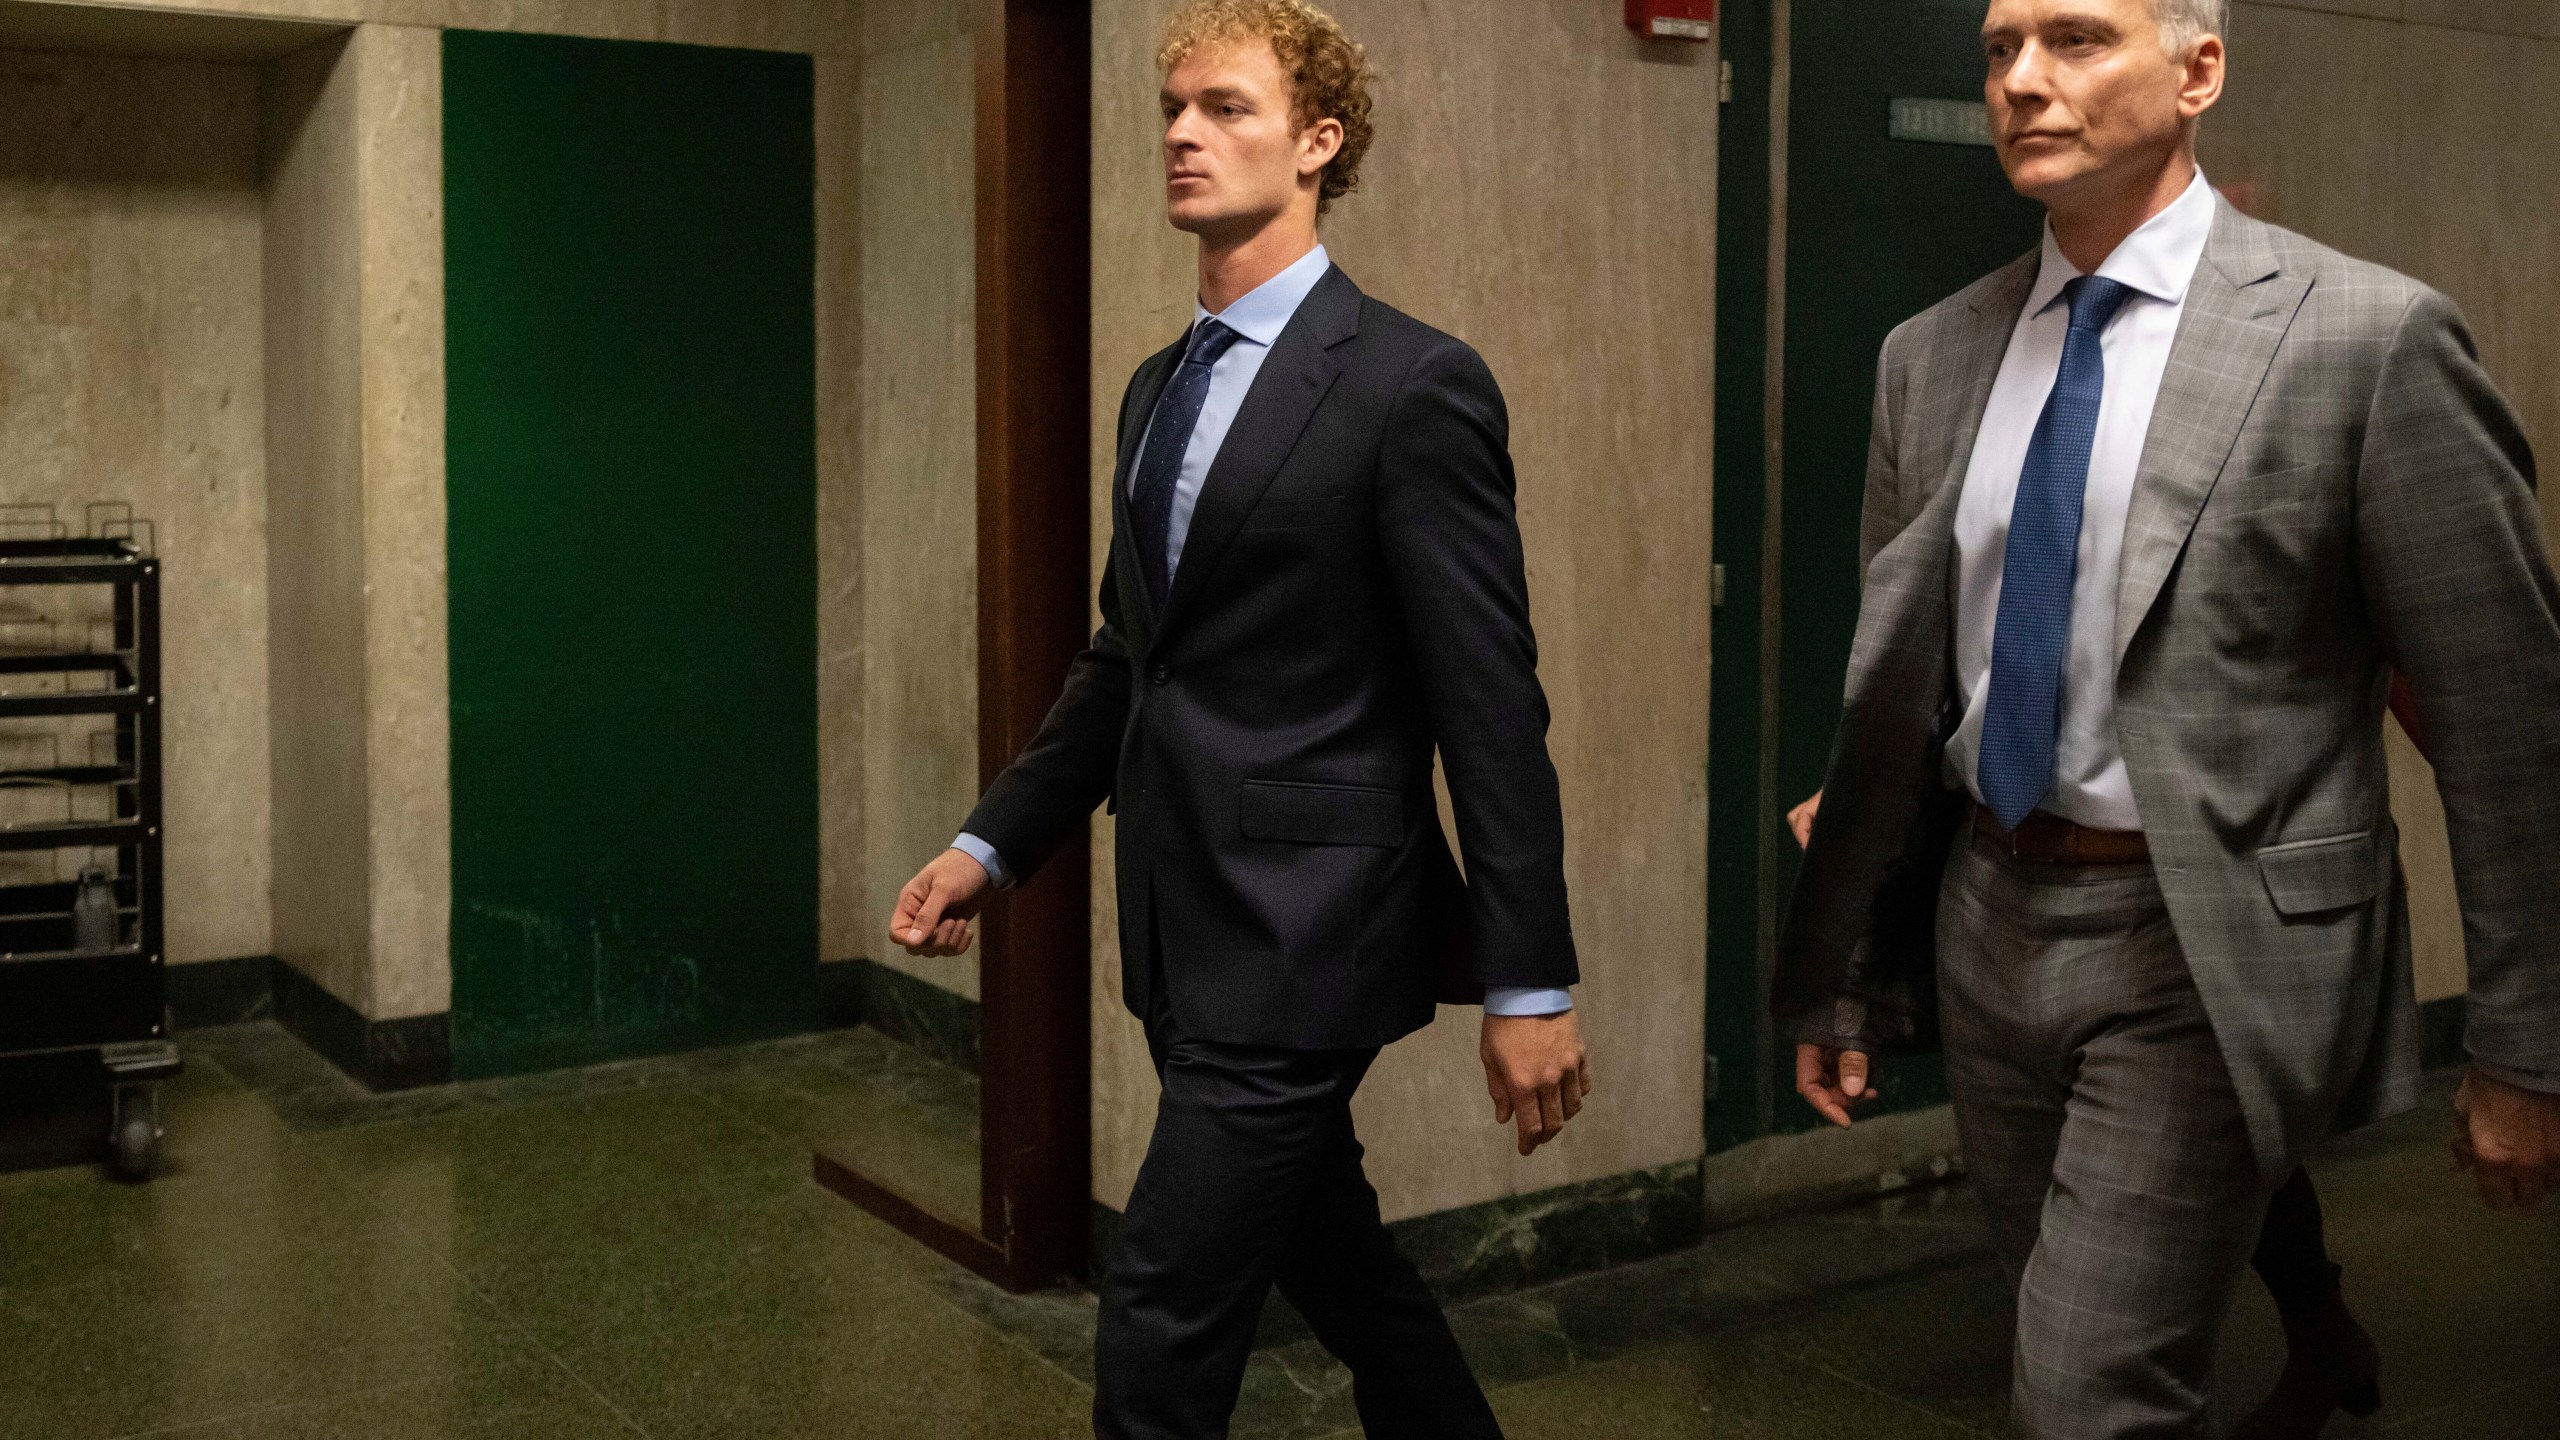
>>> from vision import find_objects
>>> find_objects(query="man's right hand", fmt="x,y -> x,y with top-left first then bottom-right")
889,849 -> 993,958
2453,1067 -> 2560,1210
1787,794 -> 1878,1127
1788,789 -> 1823,850
1795,1041 -> 1876,1128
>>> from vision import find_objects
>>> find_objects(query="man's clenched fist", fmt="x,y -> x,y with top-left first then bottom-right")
1481,1010 -> 1592,1156
889,849 -> 992,958
2454,1067 -> 2560,1211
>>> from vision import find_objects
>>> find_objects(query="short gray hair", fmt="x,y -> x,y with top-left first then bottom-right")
2152,0 -> 2228,52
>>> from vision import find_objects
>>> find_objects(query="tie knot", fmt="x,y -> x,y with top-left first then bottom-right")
1185,318 -> 1242,367
2062,275 -> 2136,334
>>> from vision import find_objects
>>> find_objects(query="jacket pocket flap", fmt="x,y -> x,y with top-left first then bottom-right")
1240,780 -> 1403,847
2256,830 -> 2380,916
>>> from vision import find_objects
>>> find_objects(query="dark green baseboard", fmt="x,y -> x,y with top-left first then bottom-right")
178,956 -> 974,1095
168,956 -> 451,1093
167,955 -> 277,1029
1392,1161 -> 1706,1301
1091,1158 -> 1705,1333
270,962 -> 453,1093
821,958 -> 980,1074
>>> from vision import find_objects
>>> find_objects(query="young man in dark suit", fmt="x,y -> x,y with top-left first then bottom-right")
886,3 -> 1588,1435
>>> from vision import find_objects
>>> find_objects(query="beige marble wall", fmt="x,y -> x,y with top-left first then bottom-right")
261,25 -> 447,1019
0,46 -> 274,966
817,50 -> 867,976
1086,0 -> 1190,1217
2253,0 -> 2560,39
350,22 -> 447,1019
2405,1 -> 2560,41
262,32 -> 372,1008
35,0 -> 864,55
854,9 -> 979,1000
1089,0 -> 1720,1219
2208,3 -> 2560,1003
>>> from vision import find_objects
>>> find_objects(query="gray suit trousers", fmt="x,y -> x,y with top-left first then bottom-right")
1938,829 -> 2281,1439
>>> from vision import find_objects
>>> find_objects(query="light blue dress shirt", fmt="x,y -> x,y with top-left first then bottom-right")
955,244 -> 1569,1017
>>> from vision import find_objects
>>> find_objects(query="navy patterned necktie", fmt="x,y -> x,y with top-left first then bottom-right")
1977,275 -> 2137,830
1130,318 -> 1242,608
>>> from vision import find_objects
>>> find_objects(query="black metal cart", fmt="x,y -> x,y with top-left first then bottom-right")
0,521 -> 179,1181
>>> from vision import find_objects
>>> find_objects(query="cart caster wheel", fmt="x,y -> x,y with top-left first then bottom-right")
110,1099 -> 157,1183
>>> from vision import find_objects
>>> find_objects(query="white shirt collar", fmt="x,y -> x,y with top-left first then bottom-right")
2026,168 -> 2217,317
1194,243 -> 1332,347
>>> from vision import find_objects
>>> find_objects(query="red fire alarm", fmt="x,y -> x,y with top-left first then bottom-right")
1627,0 -> 1715,42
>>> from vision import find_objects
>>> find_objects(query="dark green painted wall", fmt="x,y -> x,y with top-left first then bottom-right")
1707,0 -> 1777,1154
442,30 -> 818,1079
1710,5 -> 2043,1147
1764,4 -> 2038,1133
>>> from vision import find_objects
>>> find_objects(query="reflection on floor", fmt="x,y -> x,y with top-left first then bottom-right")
1,1024 -> 2550,1439
194,1015 -> 987,1228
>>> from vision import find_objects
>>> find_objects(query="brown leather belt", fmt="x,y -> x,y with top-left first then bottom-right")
1970,802 -> 2151,866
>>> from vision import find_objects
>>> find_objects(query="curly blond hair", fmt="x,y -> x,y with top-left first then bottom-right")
1158,0 -> 1376,214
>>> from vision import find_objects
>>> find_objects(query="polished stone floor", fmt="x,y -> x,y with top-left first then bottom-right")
1,1023 -> 2550,1439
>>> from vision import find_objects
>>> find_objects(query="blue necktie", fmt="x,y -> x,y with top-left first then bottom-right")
1977,275 -> 2137,830
1130,318 -> 1241,607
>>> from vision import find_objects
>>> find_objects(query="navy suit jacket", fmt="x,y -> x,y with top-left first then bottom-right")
962,265 -> 1577,1050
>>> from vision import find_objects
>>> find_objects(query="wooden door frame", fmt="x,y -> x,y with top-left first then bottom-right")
814,0 -> 1092,1293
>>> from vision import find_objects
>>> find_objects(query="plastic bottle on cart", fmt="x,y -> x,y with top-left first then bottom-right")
73,866 -> 118,953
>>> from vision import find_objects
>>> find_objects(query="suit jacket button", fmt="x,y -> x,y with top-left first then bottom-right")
1150,665 -> 1170,686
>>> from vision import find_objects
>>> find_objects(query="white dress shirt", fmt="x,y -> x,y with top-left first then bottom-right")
1945,169 -> 2217,832
954,243 -> 1567,1015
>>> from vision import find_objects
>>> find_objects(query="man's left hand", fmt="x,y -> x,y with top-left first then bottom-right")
1481,1010 -> 1591,1157
2453,1066 -> 2560,1210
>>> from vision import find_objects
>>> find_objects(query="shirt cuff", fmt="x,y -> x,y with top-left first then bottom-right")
1484,986 -> 1573,1017
2474,1059 -> 2560,1095
950,833 -> 1011,889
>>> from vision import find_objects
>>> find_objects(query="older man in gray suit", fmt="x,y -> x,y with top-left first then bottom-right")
1780,0 -> 2560,1434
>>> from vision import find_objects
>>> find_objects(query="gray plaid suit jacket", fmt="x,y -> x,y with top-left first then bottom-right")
1777,198 -> 2560,1173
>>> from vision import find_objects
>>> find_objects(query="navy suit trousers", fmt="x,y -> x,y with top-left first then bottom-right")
1091,944 -> 1501,1439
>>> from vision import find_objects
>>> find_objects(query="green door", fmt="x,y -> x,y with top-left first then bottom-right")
1709,1 -> 2043,1149
443,31 -> 818,1079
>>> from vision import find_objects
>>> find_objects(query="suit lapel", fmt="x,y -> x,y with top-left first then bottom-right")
1922,253 -> 2041,513
2113,203 -> 2311,666
1835,255 -> 2032,725
1116,342 -> 1183,482
1153,266 -> 1358,638
1111,339 -> 1185,635
1846,438 -> 1976,714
